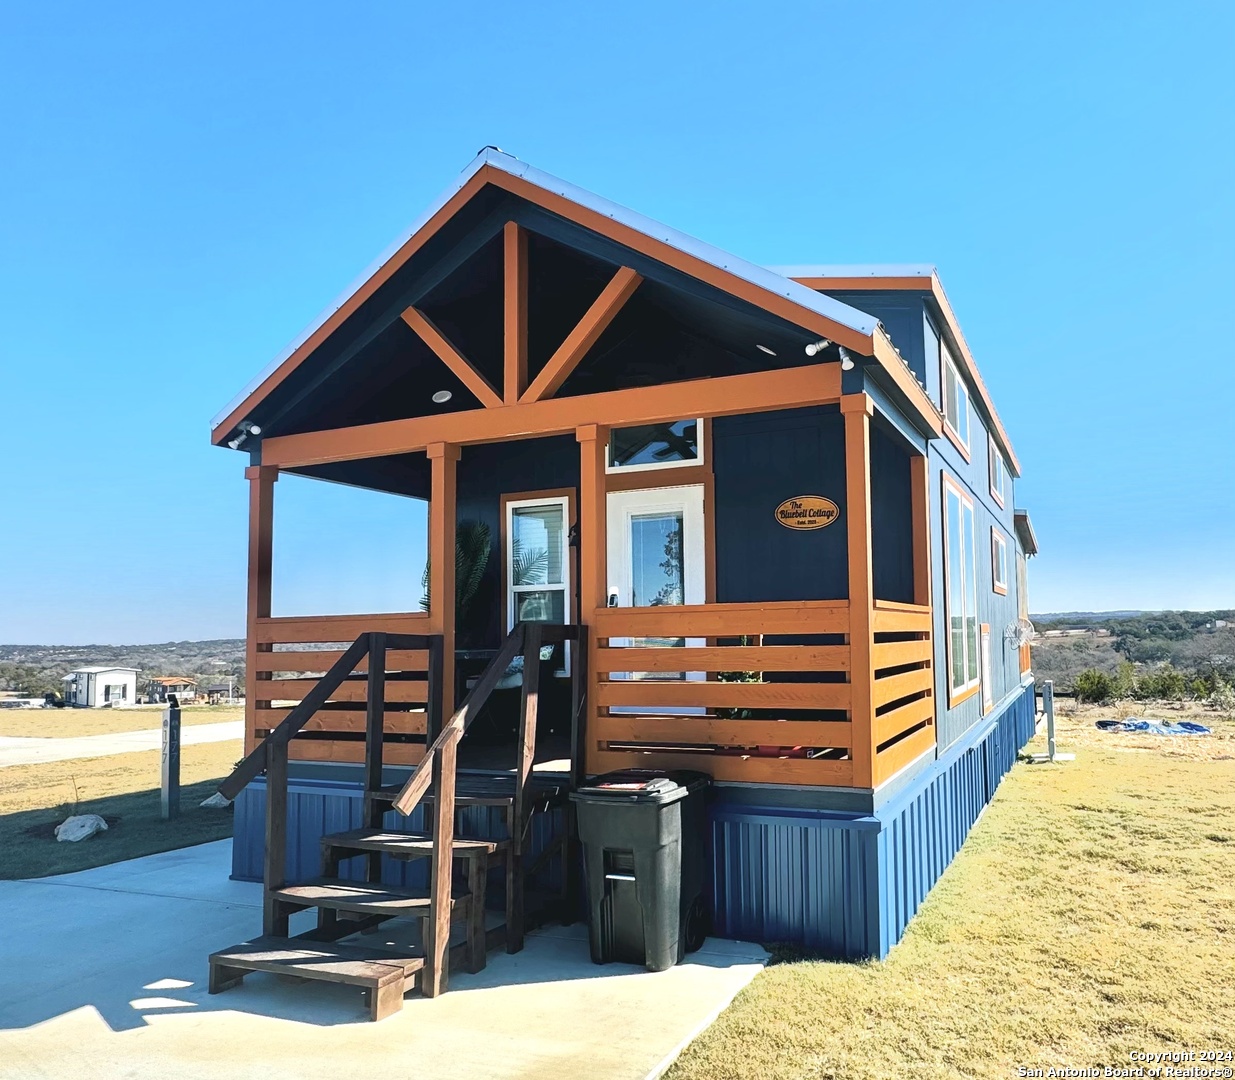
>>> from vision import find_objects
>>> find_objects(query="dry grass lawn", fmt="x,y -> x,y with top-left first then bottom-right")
667,707 -> 1235,1080
0,703 -> 243,739
0,738 -> 241,880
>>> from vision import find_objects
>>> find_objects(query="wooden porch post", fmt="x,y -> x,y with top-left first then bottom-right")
910,452 -> 931,608
244,465 -> 278,756
427,443 -> 458,722
575,424 -> 608,779
840,395 -> 875,789
504,222 -> 528,404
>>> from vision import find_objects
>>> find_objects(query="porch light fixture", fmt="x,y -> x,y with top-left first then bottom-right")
226,420 -> 262,450
756,344 -> 777,356
839,347 -> 855,371
431,390 -> 453,404
804,339 -> 831,357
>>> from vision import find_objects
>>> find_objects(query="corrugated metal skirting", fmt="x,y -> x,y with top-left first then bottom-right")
710,682 -> 1038,958
232,778 -> 565,897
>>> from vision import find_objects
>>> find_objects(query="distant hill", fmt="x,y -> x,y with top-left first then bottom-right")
1031,611 -> 1148,622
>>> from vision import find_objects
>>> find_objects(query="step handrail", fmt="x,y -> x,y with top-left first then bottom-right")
391,623 -> 528,816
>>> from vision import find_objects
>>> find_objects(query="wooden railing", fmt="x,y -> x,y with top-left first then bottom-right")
589,600 -> 855,785
870,600 -> 936,785
249,612 -> 434,764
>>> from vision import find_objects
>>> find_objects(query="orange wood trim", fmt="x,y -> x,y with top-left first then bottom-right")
1020,642 -> 1032,676
254,612 -> 431,644
871,608 -> 932,634
873,695 -> 935,746
596,680 -> 851,712
503,221 -> 528,404
871,598 -> 930,614
790,271 -> 1020,475
873,723 -> 936,785
871,333 -> 942,437
592,716 -> 852,749
949,682 -> 981,709
263,364 -> 842,469
871,639 -> 931,670
591,600 -> 850,638
941,471 -> 981,707
841,393 -> 875,788
910,452 -> 931,609
427,443 -> 458,719
256,709 -> 427,735
595,644 -> 850,673
872,667 -> 933,709
401,306 -> 502,409
277,740 -> 426,767
605,463 -> 712,492
590,748 -> 854,787
521,266 -> 642,403
263,679 -> 429,704
244,465 -> 277,754
577,425 -> 608,777
499,487 -> 578,634
943,420 -> 971,462
989,439 -> 1006,508
252,649 -> 429,673
213,170 -> 491,442
992,527 -> 1008,594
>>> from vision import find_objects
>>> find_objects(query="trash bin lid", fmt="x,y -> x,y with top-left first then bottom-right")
571,769 -> 711,804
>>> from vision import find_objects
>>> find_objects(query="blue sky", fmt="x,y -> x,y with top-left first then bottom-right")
1,1 -> 1231,643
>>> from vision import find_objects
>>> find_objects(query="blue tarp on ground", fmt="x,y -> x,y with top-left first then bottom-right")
1095,719 -> 1211,736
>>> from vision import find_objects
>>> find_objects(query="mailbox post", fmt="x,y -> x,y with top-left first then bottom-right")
162,696 -> 181,820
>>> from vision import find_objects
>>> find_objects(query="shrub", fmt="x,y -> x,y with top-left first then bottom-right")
1074,669 -> 1116,704
1135,664 -> 1188,701
1209,682 -> 1235,716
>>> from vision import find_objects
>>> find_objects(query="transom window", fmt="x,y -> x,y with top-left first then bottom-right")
941,343 -> 970,453
992,528 -> 1008,595
505,495 -> 570,631
990,441 -> 1007,506
607,419 -> 702,473
943,475 -> 979,700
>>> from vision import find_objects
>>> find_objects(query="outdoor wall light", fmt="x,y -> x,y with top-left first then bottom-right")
839,347 -> 855,371
431,390 -> 453,404
756,344 -> 777,356
804,338 -> 831,356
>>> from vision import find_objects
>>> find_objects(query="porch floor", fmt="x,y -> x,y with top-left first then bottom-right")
0,839 -> 768,1080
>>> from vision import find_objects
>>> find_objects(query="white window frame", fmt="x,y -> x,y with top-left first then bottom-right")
941,343 -> 971,455
605,418 -> 704,474
990,440 -> 1007,507
943,474 -> 980,701
504,495 -> 571,636
991,528 -> 1008,595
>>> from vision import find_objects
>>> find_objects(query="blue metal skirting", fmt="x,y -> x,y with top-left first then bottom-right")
709,682 -> 1038,958
232,778 -> 565,895
231,683 -> 1037,958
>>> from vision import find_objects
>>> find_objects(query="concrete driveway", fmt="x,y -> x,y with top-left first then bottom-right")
0,840 -> 766,1080
0,721 -> 243,767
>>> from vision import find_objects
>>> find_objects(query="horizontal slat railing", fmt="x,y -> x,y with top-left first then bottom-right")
592,600 -> 853,786
247,615 -> 436,765
870,601 -> 936,785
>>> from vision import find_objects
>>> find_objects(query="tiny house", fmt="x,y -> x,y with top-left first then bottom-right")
62,667 -> 139,708
212,150 -> 1038,961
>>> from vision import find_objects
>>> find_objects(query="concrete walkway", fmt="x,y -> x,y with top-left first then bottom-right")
0,840 -> 767,1080
0,721 -> 243,768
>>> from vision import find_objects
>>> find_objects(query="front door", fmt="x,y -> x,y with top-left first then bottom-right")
605,485 -> 706,707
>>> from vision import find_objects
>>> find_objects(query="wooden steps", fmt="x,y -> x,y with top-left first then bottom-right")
269,877 -> 468,918
322,828 -> 507,860
367,771 -> 569,811
208,935 -> 424,1022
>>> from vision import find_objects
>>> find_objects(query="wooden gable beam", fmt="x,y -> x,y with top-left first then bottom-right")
520,266 -> 642,404
401,307 -> 503,410
504,221 -> 528,403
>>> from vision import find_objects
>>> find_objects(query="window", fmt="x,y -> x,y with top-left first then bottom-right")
941,343 -> 970,455
505,495 -> 570,632
992,528 -> 1008,594
990,440 -> 1007,506
943,475 -> 980,701
607,419 -> 702,472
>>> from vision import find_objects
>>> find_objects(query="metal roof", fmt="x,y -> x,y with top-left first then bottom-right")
212,149 -> 882,432
63,666 -> 140,676
769,264 -> 937,280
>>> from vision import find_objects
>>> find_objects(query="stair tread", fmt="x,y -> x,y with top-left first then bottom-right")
209,935 -> 424,986
323,829 -> 507,856
369,771 -> 569,808
270,877 -> 467,916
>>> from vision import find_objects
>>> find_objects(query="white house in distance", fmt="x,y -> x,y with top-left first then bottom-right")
62,667 -> 139,707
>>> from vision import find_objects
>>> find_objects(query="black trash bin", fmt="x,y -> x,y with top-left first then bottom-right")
570,769 -> 711,972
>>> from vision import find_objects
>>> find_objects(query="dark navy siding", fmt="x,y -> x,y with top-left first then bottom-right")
712,406 -> 848,602
456,435 -> 579,648
870,424 -> 914,604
